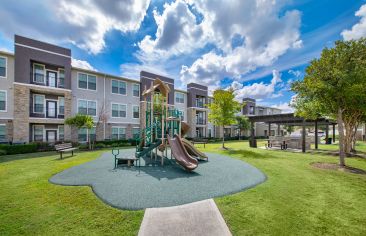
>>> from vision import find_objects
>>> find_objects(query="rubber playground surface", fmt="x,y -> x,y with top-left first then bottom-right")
50,148 -> 266,210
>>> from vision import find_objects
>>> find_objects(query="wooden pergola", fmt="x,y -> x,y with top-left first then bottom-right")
248,113 -> 337,152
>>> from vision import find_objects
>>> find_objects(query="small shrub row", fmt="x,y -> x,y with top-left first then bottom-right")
0,143 -> 38,155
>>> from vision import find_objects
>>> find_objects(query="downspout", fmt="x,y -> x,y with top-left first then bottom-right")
103,74 -> 106,140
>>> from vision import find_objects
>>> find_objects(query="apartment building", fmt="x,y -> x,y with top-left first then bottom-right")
0,35 -> 284,144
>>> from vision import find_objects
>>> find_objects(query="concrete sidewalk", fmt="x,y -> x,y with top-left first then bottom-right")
138,199 -> 232,236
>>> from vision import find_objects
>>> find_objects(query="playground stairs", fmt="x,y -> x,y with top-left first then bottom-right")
135,139 -> 162,159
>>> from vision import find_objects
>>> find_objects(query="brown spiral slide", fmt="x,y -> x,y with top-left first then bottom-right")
167,134 -> 198,171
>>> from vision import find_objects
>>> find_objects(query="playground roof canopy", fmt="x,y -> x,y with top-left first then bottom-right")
247,113 -> 337,126
142,78 -> 170,97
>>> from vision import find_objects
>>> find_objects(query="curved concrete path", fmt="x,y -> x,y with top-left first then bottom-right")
50,148 -> 266,210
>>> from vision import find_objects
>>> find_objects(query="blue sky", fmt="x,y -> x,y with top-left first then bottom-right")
0,0 -> 365,112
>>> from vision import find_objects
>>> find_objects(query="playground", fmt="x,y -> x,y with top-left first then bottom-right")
50,79 -> 266,210
50,149 -> 266,209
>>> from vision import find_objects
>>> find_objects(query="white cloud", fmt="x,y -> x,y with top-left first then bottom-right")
138,0 -> 206,58
288,69 -> 302,78
0,0 -> 150,54
342,4 -> 366,40
120,63 -> 169,81
271,102 -> 294,113
71,58 -> 97,71
229,70 -> 283,100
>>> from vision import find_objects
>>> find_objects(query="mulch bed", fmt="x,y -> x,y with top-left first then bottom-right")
311,162 -> 366,175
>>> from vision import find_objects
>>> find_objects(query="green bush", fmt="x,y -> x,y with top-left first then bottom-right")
78,144 -> 89,150
95,143 -> 106,149
0,143 -> 38,155
0,149 -> 6,156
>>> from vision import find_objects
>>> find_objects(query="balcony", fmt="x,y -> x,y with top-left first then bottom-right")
195,99 -> 206,108
196,118 -> 206,125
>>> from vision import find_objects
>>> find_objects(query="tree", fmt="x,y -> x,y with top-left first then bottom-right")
208,89 -> 241,149
283,125 -> 294,135
94,102 -> 108,150
291,38 -> 366,167
235,115 -> 250,139
65,114 -> 94,150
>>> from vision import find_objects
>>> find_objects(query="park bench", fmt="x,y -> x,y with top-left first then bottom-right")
55,143 -> 78,159
192,139 -> 208,148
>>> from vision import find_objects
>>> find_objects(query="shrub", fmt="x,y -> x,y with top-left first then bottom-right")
95,143 -> 106,149
78,144 -> 89,150
0,149 -> 6,156
0,143 -> 38,155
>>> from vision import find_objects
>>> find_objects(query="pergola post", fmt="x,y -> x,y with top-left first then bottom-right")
249,121 -> 256,148
268,122 -> 271,137
315,119 -> 318,150
325,124 -> 329,144
302,121 -> 306,153
332,124 -> 336,143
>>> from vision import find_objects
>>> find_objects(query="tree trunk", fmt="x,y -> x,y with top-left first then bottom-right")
222,126 -> 225,149
337,109 -> 346,167
238,128 -> 241,140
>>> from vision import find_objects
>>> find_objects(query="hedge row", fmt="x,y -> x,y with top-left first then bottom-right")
0,143 -> 38,155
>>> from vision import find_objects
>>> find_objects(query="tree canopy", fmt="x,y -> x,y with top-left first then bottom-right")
291,38 -> 366,166
208,89 -> 241,148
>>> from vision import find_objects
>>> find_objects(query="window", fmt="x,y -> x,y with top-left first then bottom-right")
34,125 -> 44,141
111,103 -> 127,118
78,128 -> 87,142
89,127 -> 96,142
88,101 -> 96,116
58,69 -> 65,88
133,84 -> 140,97
249,106 -> 255,115
58,125 -> 64,141
33,94 -> 44,113
132,128 -> 140,139
78,100 -> 97,116
0,57 -> 6,78
111,127 -> 126,140
133,106 -> 139,119
112,80 -> 126,95
175,92 -> 184,103
58,97 -> 65,115
78,100 -> 87,114
33,64 -> 45,84
78,73 -> 97,90
0,91 -> 6,111
0,125 -> 6,140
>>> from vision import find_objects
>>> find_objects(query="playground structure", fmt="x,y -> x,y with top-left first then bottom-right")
114,79 -> 207,171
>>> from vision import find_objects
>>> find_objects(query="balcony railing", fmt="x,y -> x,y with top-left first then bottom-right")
195,99 -> 206,108
196,118 -> 206,125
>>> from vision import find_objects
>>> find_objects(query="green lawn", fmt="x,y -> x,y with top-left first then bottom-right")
0,150 -> 143,235
1,142 -> 366,235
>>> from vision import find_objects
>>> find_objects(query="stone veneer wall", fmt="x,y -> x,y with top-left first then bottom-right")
186,108 -> 196,138
13,84 -> 30,142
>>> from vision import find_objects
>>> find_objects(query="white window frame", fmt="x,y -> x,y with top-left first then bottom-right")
33,125 -> 45,142
111,103 -> 127,118
111,126 -> 126,140
33,94 -> 45,114
77,99 -> 97,117
58,125 -> 65,141
0,124 -> 6,140
58,97 -> 65,115
33,63 -> 46,84
0,90 -> 7,112
132,83 -> 140,97
77,72 -> 97,91
0,56 -> 7,79
58,68 -> 65,87
132,127 -> 140,139
132,105 -> 140,119
175,92 -> 185,104
111,79 -> 127,96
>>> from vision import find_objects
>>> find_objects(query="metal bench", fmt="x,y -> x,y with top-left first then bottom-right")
55,143 -> 78,159
192,139 -> 208,148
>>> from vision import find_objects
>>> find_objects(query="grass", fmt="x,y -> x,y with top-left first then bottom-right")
0,142 -> 365,235
201,140 -> 366,235
0,149 -> 143,236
